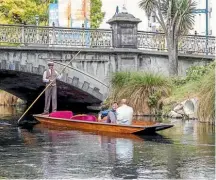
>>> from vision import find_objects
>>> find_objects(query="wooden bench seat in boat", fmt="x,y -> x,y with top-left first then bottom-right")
49,111 -> 97,122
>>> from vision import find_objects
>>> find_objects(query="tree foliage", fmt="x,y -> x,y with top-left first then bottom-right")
90,0 -> 105,28
139,0 -> 196,76
0,0 -> 105,28
0,0 -> 49,25
139,0 -> 196,35
172,62 -> 215,86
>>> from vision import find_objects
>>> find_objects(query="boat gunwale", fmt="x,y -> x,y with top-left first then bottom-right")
33,114 -> 173,129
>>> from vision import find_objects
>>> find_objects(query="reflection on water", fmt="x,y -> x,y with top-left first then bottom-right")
0,105 -> 25,119
161,119 -> 215,146
0,106 -> 215,179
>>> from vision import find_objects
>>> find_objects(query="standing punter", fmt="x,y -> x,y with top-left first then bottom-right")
42,61 -> 62,115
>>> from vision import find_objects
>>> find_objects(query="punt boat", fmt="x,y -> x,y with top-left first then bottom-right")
33,111 -> 174,135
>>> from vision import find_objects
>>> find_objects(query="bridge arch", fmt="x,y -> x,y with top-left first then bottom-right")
0,54 -> 109,105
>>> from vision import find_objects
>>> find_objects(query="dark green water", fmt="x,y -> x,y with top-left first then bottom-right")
0,106 -> 215,179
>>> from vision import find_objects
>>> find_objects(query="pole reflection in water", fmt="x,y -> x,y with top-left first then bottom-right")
18,128 -> 38,146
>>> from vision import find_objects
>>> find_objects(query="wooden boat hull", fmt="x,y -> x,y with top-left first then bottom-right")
35,123 -> 146,142
33,114 -> 173,135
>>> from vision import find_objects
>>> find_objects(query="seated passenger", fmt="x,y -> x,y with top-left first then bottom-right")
116,99 -> 133,125
98,104 -> 110,121
106,102 -> 118,123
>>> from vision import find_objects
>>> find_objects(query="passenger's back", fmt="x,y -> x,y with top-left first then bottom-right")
116,105 -> 134,125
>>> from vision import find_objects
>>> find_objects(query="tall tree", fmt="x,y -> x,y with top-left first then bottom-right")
139,0 -> 196,76
90,0 -> 105,28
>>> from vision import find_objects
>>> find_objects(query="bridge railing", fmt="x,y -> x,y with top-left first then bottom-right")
0,24 -> 112,48
137,31 -> 215,55
0,24 -> 215,55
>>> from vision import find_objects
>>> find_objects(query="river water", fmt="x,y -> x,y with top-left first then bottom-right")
0,106 -> 215,179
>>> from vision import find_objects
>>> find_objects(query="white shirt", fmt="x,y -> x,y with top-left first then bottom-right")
42,69 -> 62,83
116,104 -> 134,125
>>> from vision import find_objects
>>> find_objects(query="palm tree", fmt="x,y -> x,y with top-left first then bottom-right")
139,0 -> 196,76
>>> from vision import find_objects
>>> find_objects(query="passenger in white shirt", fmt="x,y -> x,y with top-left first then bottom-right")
116,99 -> 134,125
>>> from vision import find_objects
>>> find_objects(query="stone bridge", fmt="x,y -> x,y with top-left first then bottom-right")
0,47 -> 109,105
0,46 -> 213,105
0,11 -> 215,105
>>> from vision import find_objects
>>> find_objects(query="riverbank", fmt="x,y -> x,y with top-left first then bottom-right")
106,62 -> 215,124
163,63 -> 215,123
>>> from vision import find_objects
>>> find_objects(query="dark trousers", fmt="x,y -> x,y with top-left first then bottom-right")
44,85 -> 57,113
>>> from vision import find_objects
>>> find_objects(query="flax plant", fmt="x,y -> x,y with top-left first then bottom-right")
197,69 -> 215,124
108,72 -> 172,115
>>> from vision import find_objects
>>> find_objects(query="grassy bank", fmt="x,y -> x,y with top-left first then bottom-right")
168,62 -> 214,102
106,62 -> 215,123
197,69 -> 215,123
163,62 -> 215,123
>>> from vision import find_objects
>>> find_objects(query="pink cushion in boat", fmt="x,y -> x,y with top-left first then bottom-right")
71,115 -> 97,122
49,111 -> 73,119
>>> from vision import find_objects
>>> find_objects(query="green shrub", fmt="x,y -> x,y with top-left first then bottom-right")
185,62 -> 215,81
171,62 -> 215,87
